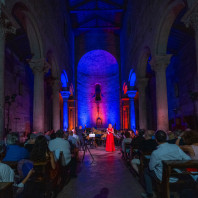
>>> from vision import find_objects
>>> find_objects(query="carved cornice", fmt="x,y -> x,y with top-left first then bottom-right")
127,90 -> 137,99
29,58 -> 50,75
182,1 -> 198,30
150,55 -> 172,72
60,91 -> 71,100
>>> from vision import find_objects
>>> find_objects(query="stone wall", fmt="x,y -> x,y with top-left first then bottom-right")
4,49 -> 33,133
167,39 -> 197,128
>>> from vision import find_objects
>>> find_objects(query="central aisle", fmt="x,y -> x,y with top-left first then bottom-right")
57,147 -> 144,198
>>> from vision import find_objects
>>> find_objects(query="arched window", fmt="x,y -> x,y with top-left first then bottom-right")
128,69 -> 136,87
61,70 -> 68,88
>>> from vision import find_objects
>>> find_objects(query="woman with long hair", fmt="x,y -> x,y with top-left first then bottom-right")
30,135 -> 55,169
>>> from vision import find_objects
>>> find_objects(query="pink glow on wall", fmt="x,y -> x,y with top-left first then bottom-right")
77,50 -> 120,129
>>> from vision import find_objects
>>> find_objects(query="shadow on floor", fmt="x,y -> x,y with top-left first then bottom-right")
93,188 -> 109,198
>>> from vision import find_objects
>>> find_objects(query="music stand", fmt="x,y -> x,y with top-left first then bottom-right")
81,134 -> 94,163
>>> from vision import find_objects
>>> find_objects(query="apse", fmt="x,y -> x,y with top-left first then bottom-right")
77,50 -> 120,129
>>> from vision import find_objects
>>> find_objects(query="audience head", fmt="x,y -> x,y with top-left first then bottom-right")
50,133 -> 56,140
174,130 -> 182,138
6,133 -> 19,145
69,131 -> 73,136
30,135 -> 48,161
167,131 -> 175,140
56,129 -> 64,138
155,130 -> 167,144
125,131 -> 131,138
182,130 -> 198,145
138,129 -> 145,137
29,133 -> 37,144
64,133 -> 69,140
145,130 -> 154,139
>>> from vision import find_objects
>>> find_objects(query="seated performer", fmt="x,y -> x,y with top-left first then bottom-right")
106,124 -> 115,152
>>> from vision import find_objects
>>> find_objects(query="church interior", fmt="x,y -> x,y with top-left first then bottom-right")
0,0 -> 198,198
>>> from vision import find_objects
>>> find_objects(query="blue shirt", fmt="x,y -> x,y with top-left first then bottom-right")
3,145 -> 29,162
149,143 -> 191,181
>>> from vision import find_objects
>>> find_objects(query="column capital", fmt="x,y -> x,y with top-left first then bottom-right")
127,90 -> 137,99
61,91 -> 71,100
0,16 -> 17,39
29,58 -> 50,74
182,4 -> 198,31
150,55 -> 172,72
137,78 -> 149,90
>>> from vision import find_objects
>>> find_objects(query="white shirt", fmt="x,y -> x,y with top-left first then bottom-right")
0,162 -> 14,182
149,143 -> 191,181
48,138 -> 71,165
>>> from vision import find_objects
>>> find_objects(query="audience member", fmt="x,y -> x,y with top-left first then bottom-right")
48,130 -> 71,166
131,130 -> 157,173
24,133 -> 37,153
30,135 -> 56,169
167,130 -> 185,145
131,129 -> 145,150
121,131 -> 132,152
3,133 -> 29,162
68,131 -> 79,148
141,130 -> 191,198
176,130 -> 198,160
0,143 -> 34,194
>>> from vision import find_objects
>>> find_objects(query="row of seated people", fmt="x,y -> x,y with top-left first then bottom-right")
120,129 -> 198,198
0,129 -> 81,197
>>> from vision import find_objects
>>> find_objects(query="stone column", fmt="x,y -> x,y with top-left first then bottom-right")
29,59 -> 47,132
52,79 -> 60,132
0,23 -> 5,139
137,78 -> 148,130
150,55 -> 172,132
127,90 -> 137,130
60,91 -> 70,131
0,16 -> 16,139
183,11 -> 198,129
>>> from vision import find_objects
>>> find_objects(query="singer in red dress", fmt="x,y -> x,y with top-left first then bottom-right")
106,124 -> 115,152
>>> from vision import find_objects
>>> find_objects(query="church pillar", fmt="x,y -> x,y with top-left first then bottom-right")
29,59 -> 47,132
52,79 -> 60,132
127,90 -> 137,130
151,55 -> 172,132
60,91 -> 70,131
0,15 -> 16,139
0,23 -> 5,139
183,11 -> 198,129
137,78 -> 148,130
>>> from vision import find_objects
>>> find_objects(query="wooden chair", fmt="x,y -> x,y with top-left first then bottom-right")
138,151 -> 152,185
0,182 -> 13,198
161,160 -> 198,198
123,142 -> 131,161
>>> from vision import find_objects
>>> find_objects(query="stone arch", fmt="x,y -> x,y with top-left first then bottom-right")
12,2 -> 44,59
46,50 -> 60,79
152,0 -> 185,56
136,47 -> 151,78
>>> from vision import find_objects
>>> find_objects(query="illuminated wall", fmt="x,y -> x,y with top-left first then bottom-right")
77,50 -> 120,129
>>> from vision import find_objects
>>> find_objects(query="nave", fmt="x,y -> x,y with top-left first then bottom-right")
57,147 -> 143,198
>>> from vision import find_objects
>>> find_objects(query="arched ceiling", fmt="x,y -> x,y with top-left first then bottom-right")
68,0 -> 127,33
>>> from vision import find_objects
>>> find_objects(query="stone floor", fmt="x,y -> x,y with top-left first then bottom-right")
57,147 -> 144,198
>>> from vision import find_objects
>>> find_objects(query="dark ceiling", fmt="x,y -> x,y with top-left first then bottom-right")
68,0 -> 127,31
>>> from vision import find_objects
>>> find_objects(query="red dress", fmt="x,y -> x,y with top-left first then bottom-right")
106,128 -> 115,152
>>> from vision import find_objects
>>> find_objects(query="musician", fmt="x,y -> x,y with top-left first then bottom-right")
106,124 -> 115,152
